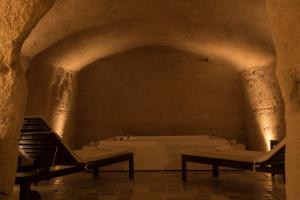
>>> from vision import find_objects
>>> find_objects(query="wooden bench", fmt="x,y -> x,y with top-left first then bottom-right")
181,138 -> 285,181
16,117 -> 134,200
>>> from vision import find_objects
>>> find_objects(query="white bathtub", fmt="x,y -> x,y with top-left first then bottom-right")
91,135 -> 245,170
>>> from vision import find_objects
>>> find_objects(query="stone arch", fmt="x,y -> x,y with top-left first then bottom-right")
24,25 -> 285,150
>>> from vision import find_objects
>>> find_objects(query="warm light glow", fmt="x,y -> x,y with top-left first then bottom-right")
25,28 -> 277,148
39,28 -> 145,72
51,71 -> 77,137
176,39 -> 274,71
242,71 -> 280,150
24,22 -> 275,75
52,111 -> 67,137
52,175 -> 64,185
257,114 -> 277,150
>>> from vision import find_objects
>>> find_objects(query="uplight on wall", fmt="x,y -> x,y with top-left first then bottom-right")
258,114 -> 277,150
50,70 -> 77,137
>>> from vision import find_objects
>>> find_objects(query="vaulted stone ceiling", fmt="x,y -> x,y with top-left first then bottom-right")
3,0 -> 298,197
22,0 -> 275,71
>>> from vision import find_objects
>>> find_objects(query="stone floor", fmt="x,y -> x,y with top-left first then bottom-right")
11,171 -> 285,200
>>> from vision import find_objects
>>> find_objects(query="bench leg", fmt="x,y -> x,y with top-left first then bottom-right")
20,180 -> 31,200
129,154 -> 134,179
20,181 -> 41,200
212,164 -> 219,177
93,167 -> 99,178
182,155 -> 187,181
25,191 -> 41,200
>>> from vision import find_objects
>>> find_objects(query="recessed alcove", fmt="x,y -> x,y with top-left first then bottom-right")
76,46 -> 246,145
25,41 -> 285,152
25,44 -> 285,151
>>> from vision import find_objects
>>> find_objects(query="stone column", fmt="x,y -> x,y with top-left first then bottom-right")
0,0 -> 54,195
266,1 -> 300,199
241,65 -> 285,150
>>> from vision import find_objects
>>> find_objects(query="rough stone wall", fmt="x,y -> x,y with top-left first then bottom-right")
0,0 -> 292,197
26,58 -> 78,148
0,0 -> 54,195
241,65 -> 285,150
77,46 -> 247,146
266,1 -> 300,199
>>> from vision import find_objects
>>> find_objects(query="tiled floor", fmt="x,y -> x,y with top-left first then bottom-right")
11,171 -> 285,200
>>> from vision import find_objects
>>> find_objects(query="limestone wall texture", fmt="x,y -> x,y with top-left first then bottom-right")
0,0 -> 54,195
266,1 -> 300,199
241,66 -> 285,150
26,58 -> 78,148
76,46 -> 247,146
0,0 -> 293,198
